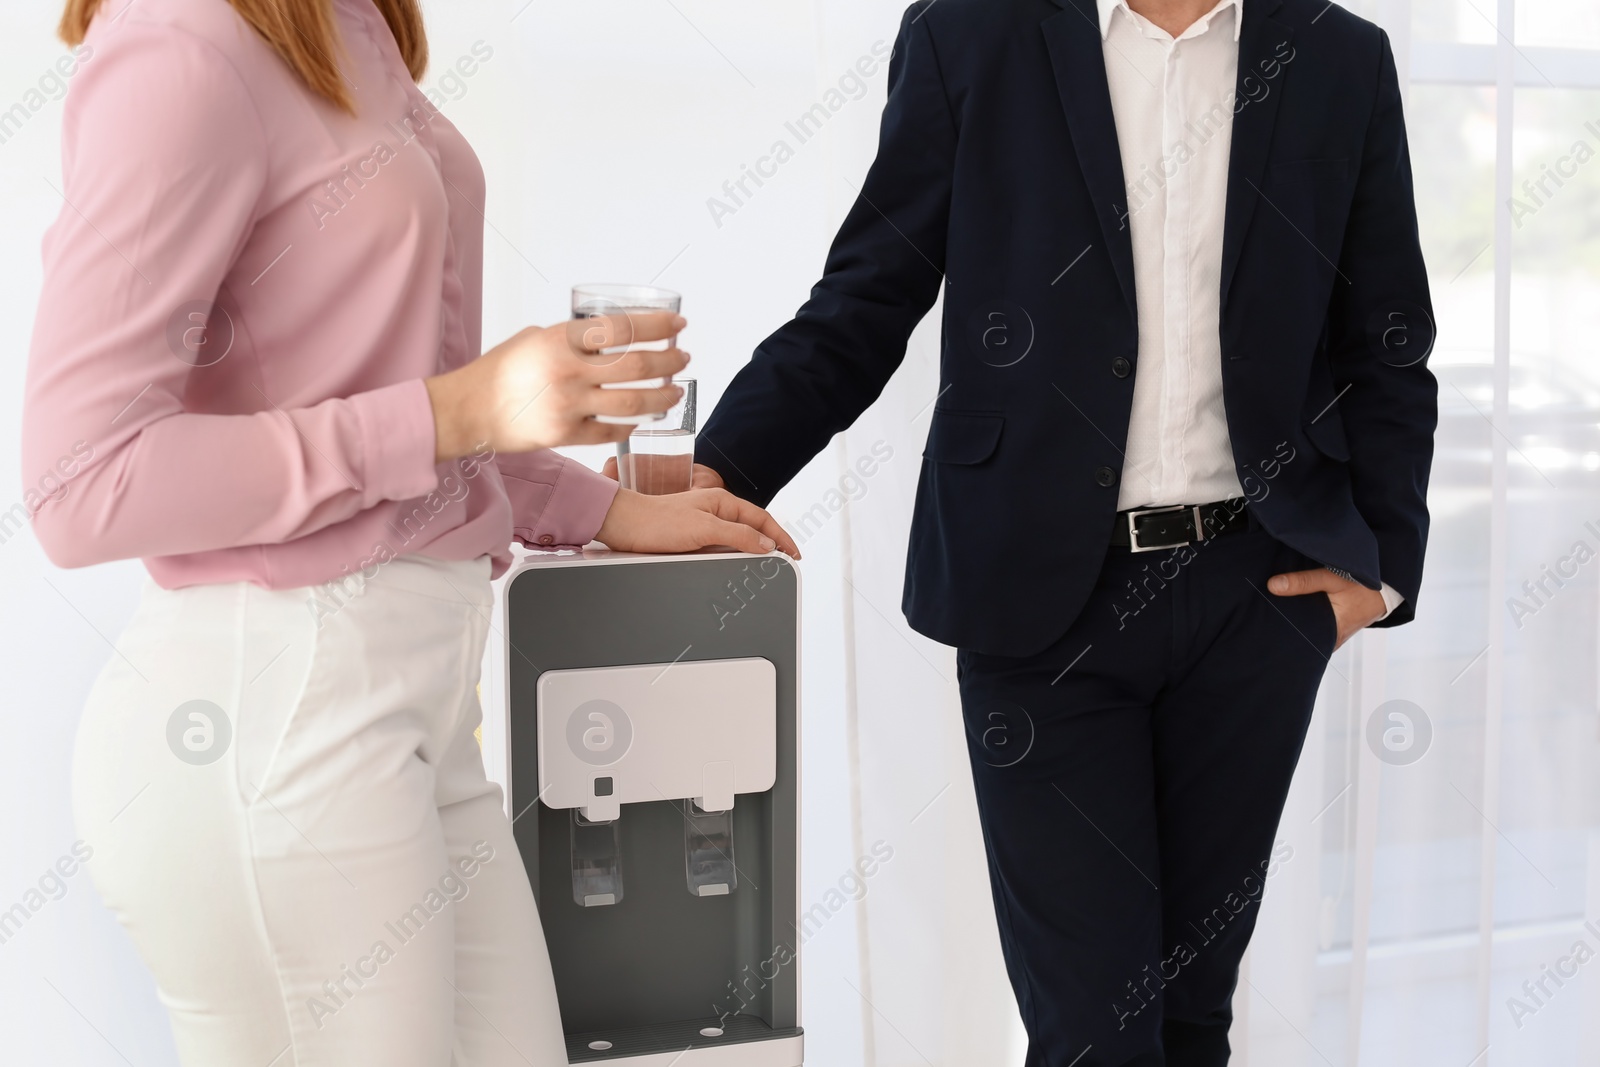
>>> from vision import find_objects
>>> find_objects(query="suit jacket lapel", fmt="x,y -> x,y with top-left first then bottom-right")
1220,0 -> 1294,306
1043,0 -> 1138,324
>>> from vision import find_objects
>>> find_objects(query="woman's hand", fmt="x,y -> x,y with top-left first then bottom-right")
595,488 -> 801,559
425,312 -> 689,462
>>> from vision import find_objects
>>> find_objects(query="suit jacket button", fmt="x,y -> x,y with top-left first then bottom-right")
1111,357 -> 1132,378
1095,466 -> 1118,488
537,535 -> 555,545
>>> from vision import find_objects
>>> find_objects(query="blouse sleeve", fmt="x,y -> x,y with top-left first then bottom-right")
21,22 -> 440,569
496,450 -> 619,550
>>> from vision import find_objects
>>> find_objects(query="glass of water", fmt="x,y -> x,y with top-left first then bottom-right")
616,379 -> 696,495
571,283 -> 682,426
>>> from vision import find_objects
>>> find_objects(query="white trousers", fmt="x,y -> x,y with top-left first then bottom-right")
73,555 -> 568,1067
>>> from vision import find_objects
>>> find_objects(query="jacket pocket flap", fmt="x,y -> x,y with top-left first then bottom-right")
924,411 -> 1004,465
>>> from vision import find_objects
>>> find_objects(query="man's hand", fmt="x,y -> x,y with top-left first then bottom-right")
601,457 -> 727,490
1268,568 -> 1385,651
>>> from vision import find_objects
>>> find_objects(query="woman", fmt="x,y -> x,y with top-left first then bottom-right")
23,0 -> 798,1063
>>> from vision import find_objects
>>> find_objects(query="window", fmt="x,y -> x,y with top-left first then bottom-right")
1250,5 -> 1600,1064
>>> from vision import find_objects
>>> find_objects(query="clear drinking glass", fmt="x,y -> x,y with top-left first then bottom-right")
616,379 -> 696,495
571,283 -> 682,426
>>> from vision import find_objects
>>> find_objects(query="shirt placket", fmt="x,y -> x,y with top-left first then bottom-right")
1156,36 -> 1190,503
351,1 -> 468,379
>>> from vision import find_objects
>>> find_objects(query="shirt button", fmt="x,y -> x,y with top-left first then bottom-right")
1111,357 -> 1132,378
537,535 -> 555,545
1095,466 -> 1118,488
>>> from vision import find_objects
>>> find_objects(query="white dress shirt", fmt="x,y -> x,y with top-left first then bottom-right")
1102,0 -> 1242,512
1097,0 -> 1403,615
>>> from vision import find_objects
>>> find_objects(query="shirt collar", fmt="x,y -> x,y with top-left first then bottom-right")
1096,0 -> 1245,43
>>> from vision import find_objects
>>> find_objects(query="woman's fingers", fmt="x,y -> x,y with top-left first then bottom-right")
563,419 -> 635,446
700,489 -> 801,558
586,382 -> 684,420
565,312 -> 685,355
588,346 -> 691,384
442,316 -> 690,457
698,513 -> 777,556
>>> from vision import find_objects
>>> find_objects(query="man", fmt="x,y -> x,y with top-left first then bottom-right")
694,0 -> 1436,1062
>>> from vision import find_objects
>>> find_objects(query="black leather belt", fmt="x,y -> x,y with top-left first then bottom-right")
1110,500 -> 1252,552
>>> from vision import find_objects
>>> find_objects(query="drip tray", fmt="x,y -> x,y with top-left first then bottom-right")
568,1014 -> 802,1062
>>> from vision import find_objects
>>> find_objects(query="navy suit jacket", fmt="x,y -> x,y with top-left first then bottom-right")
697,0 -> 1437,657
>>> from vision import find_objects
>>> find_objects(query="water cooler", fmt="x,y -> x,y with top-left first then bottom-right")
503,548 -> 803,1065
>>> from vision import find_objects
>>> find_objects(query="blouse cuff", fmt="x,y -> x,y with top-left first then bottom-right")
503,452 -> 620,550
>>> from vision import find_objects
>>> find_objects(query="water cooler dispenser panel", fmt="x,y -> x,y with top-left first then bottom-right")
535,657 -> 777,822
506,551 -> 802,1066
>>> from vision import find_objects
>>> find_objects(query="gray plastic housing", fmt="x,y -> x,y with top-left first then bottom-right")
505,550 -> 802,1063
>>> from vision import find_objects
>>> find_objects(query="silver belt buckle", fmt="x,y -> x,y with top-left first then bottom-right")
1127,504 -> 1207,553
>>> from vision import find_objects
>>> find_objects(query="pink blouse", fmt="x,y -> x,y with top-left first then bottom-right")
22,0 -> 618,589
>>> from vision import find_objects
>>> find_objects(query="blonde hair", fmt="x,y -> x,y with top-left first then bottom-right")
59,0 -> 427,113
